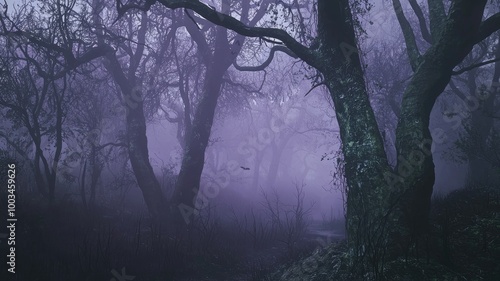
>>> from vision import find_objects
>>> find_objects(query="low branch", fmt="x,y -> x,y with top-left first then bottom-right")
452,57 -> 500,75
2,28 -> 114,79
304,82 -> 326,97
153,0 -> 316,65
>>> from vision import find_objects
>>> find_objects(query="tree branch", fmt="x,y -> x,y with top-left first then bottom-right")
452,57 -> 500,75
304,82 -> 326,97
115,0 -> 155,22
153,0 -> 316,65
233,45 -> 297,72
408,0 -> 432,44
476,12 -> 500,44
391,0 -> 422,71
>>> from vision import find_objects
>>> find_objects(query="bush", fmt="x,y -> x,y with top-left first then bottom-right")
430,186 -> 500,279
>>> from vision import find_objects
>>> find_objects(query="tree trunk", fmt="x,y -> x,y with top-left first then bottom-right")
89,145 -> 100,207
317,1 -> 391,260
265,136 -> 290,188
171,65 -> 224,223
104,44 -> 166,219
252,151 -> 264,190
394,0 -> 487,243
171,25 -> 241,224
124,83 -> 166,219
468,38 -> 500,185
315,0 -> 489,268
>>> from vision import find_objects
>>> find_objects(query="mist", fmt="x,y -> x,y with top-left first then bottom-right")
0,0 -> 499,280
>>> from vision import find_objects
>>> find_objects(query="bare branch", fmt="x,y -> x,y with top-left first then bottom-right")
184,8 -> 200,30
304,82 -> 326,97
391,0 -> 422,71
408,0 -> 432,44
115,0 -> 155,23
233,45 -> 297,72
452,57 -> 500,75
153,0 -> 316,65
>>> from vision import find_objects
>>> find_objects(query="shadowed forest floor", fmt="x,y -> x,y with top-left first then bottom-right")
0,186 -> 498,281
269,186 -> 500,281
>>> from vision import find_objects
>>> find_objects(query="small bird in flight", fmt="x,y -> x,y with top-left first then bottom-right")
240,166 -> 250,170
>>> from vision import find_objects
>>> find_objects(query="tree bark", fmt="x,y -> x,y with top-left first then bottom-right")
315,2 -> 394,268
94,7 -> 166,220
105,54 -> 166,219
171,25 -> 241,224
125,81 -> 166,219
467,36 -> 500,186
394,0 -> 488,241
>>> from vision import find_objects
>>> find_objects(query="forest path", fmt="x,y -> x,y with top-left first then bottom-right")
175,222 -> 345,281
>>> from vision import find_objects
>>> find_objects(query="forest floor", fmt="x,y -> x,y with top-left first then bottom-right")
267,186 -> 500,281
0,186 -> 498,281
0,191 -> 345,281
175,222 -> 345,281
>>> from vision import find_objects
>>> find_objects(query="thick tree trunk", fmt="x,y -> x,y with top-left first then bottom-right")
91,2 -> 165,219
265,143 -> 283,188
315,0 -> 488,268
394,0 -> 487,242
171,66 -> 224,222
316,1 -> 393,269
33,148 -> 47,197
124,84 -> 166,219
104,43 -> 166,219
171,26 -> 241,224
468,40 -> 500,185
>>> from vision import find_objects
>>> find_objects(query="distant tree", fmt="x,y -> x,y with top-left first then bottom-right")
0,30 -> 69,202
166,1 -> 273,224
0,0 -> 114,202
447,32 -> 500,186
88,0 -> 182,218
63,71 -> 126,209
391,0 -> 500,187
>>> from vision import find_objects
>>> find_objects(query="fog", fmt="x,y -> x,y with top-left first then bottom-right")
0,0 -> 499,280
